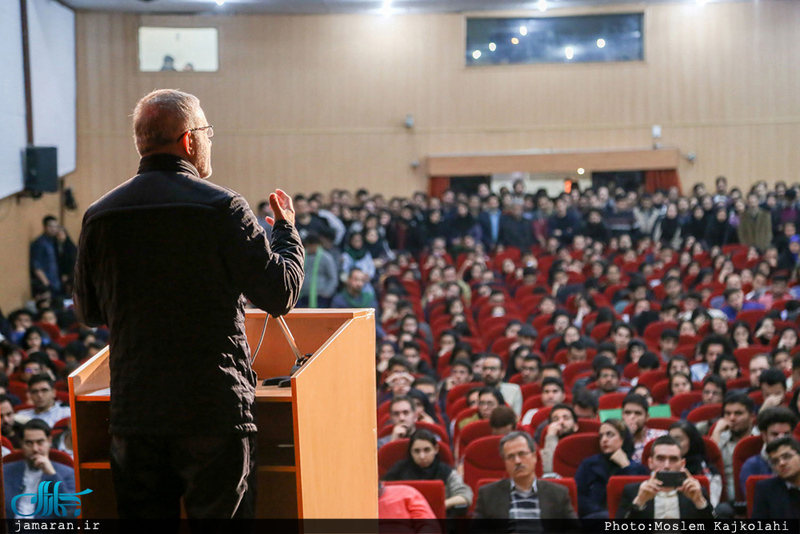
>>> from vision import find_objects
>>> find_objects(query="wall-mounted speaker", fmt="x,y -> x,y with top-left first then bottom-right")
25,146 -> 58,194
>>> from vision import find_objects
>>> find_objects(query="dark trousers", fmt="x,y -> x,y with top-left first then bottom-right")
110,433 -> 257,533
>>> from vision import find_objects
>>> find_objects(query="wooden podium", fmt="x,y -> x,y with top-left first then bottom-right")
68,308 -> 378,519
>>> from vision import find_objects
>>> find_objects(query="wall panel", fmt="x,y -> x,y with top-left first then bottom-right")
3,1 -> 799,309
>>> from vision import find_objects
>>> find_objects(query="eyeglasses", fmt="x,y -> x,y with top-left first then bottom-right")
768,451 -> 799,467
176,125 -> 213,142
504,450 -> 532,461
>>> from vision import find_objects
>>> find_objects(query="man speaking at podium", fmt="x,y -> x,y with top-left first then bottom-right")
73,89 -> 304,527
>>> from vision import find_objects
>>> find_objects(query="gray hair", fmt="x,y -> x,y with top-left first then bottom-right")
498,431 -> 536,457
132,89 -> 201,156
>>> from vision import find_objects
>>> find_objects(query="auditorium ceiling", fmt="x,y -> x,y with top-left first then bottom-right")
61,0 -> 747,15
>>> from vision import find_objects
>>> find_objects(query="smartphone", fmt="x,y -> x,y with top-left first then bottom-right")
656,471 -> 687,487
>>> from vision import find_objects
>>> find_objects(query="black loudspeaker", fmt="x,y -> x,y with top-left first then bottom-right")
25,146 -> 58,193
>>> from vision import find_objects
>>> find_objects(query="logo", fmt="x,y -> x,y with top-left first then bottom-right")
11,481 -> 93,518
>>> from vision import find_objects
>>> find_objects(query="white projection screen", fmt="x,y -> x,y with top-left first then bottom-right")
0,0 -> 27,200
27,0 -> 77,179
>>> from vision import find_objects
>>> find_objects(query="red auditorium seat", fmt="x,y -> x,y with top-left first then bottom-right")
458,419 -> 491,458
646,417 -> 679,431
686,403 -> 722,426
732,435 -> 763,502
383,480 -> 446,518
669,391 -> 703,418
598,392 -> 627,411
552,433 -> 600,478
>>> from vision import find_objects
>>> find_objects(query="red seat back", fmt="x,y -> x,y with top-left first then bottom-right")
647,417 -> 679,431
383,480 -> 446,518
669,391 -> 703,418
687,403 -> 722,425
553,433 -> 601,478
458,419 -> 492,458
732,435 -> 764,502
598,392 -> 627,411
637,369 -> 668,390
520,382 -> 542,400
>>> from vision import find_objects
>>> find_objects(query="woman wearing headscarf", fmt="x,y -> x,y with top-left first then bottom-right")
382,429 -> 473,515
653,203 -> 683,250
341,231 -> 376,281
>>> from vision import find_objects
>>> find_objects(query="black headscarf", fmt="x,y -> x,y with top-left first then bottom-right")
382,430 -> 453,482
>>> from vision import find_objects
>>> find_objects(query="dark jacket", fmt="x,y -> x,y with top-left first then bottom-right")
473,478 -> 577,519
751,476 -> 800,519
616,481 -> 714,519
74,154 -> 304,436
574,453 -> 649,518
498,215 -> 534,250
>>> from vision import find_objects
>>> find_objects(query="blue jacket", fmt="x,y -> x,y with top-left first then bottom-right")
739,453 -> 772,500
574,453 -> 648,518
3,460 -> 77,519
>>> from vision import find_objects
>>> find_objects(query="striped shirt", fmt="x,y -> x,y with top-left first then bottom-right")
509,479 -> 542,534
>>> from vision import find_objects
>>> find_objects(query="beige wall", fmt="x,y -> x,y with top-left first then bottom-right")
2,0 -> 799,310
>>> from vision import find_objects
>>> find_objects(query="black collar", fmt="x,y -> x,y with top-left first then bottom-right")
137,154 -> 200,177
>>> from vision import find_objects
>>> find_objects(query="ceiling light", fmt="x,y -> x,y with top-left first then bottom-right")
577,168 -> 585,175
597,38 -> 606,48
215,0 -> 224,5
472,50 -> 481,59
565,46 -> 574,60
380,0 -> 392,16
538,0 -> 547,12
519,26 -> 528,36
511,37 -> 519,45
489,42 -> 496,52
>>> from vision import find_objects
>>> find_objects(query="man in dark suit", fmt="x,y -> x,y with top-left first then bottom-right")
474,430 -> 576,530
751,436 -> 800,519
3,419 -> 77,519
616,435 -> 714,519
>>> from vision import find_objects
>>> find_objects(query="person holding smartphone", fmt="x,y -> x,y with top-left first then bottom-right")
616,435 -> 714,519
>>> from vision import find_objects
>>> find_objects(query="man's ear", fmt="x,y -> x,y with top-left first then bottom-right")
181,132 -> 194,156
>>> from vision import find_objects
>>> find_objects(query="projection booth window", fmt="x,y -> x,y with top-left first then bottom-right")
138,27 -> 219,72
466,13 -> 644,66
